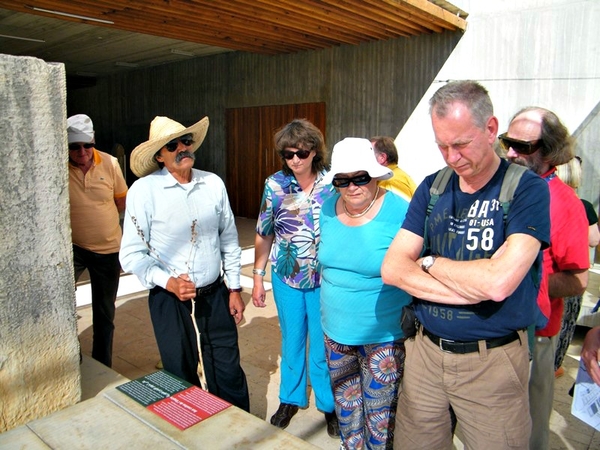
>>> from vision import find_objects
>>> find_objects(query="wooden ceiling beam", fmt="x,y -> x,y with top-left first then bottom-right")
379,0 -> 466,32
5,1 -> 282,53
222,0 -> 402,41
80,0 -> 354,51
141,0 -> 362,47
397,0 -> 467,31
303,0 -> 428,35
93,3 -> 321,51
16,1 -> 318,52
1,0 -> 466,55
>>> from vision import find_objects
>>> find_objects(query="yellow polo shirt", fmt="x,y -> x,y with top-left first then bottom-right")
378,163 -> 417,202
69,149 -> 128,254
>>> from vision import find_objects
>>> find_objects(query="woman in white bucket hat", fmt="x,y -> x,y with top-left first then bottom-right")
319,137 -> 412,449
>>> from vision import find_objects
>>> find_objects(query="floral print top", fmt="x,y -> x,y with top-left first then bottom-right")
256,170 -> 335,289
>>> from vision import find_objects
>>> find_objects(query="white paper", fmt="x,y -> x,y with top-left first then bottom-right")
571,359 -> 600,431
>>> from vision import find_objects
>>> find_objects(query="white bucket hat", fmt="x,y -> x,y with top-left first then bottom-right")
130,116 -> 209,177
323,137 -> 392,184
67,114 -> 95,143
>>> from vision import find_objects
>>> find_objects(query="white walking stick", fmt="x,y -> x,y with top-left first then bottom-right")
131,215 -> 208,390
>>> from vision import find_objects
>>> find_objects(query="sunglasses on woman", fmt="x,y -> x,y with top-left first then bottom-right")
332,174 -> 372,188
281,149 -> 312,160
68,143 -> 94,151
165,135 -> 194,152
498,133 -> 543,155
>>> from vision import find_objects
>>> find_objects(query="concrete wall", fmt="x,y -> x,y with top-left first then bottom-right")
573,101 -> 600,210
66,30 -> 463,185
397,0 -> 600,208
0,54 -> 80,431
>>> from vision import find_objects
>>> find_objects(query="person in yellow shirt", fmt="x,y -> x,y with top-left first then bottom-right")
371,136 -> 416,201
68,114 -> 127,367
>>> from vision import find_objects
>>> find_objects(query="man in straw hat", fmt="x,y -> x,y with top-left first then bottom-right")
120,115 -> 249,411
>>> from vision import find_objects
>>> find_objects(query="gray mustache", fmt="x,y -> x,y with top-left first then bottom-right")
175,151 -> 195,163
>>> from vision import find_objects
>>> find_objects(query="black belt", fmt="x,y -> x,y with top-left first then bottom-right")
423,328 -> 520,354
196,277 -> 223,296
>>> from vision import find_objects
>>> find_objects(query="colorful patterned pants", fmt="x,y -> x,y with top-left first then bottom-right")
554,295 -> 583,370
324,335 -> 405,450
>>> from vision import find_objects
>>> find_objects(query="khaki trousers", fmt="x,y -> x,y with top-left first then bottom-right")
394,328 -> 530,450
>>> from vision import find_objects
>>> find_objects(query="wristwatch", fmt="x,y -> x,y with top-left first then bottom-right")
228,287 -> 242,293
421,255 -> 437,273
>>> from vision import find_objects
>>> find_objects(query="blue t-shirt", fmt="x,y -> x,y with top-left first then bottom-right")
402,160 -> 550,340
319,191 -> 412,345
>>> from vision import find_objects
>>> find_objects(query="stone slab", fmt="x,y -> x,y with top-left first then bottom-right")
80,355 -> 130,401
25,397 -> 180,449
0,425 -> 49,449
104,388 -> 318,449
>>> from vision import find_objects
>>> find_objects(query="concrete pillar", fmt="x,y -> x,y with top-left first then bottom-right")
0,55 -> 80,432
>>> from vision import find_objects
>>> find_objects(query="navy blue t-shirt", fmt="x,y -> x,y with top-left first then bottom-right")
402,160 -> 550,340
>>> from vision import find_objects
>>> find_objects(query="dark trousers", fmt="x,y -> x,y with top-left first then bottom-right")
148,281 -> 250,412
73,245 -> 120,367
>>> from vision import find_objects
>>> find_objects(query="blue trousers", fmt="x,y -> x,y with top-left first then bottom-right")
271,270 -> 334,413
73,245 -> 120,367
148,281 -> 250,412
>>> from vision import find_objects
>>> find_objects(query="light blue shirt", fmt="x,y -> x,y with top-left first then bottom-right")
120,168 -> 241,290
319,191 -> 411,345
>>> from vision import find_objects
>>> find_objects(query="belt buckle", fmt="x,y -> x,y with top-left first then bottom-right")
438,337 -> 455,353
197,282 -> 213,295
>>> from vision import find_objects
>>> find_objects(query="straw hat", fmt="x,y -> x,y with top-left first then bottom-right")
323,137 -> 392,184
130,116 -> 209,177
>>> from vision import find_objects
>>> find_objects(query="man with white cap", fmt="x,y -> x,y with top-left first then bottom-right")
68,114 -> 127,368
119,115 -> 249,411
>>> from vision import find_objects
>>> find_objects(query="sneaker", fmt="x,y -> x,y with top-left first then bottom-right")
270,403 -> 299,429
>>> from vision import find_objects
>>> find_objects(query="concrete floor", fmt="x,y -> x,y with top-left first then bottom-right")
76,217 -> 600,450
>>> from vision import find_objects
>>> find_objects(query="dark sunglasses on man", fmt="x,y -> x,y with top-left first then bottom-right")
498,133 -> 543,155
281,148 -> 312,160
332,173 -> 372,188
68,143 -> 94,151
165,134 -> 194,152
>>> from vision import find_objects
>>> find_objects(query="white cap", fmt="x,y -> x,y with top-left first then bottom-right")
67,114 -> 95,143
323,137 -> 393,184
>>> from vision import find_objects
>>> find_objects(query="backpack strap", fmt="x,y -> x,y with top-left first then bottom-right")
497,163 -> 540,287
423,166 -> 454,256
499,163 -> 528,222
427,166 -> 454,217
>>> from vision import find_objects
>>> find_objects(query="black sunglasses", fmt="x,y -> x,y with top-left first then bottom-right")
165,135 -> 194,152
281,149 -> 312,160
498,133 -> 543,155
332,173 -> 372,188
68,143 -> 94,151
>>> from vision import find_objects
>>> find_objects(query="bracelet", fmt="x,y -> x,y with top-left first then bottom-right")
228,287 -> 242,293
252,268 -> 266,277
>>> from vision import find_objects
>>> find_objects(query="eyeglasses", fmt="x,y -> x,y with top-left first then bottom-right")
281,149 -> 312,160
332,174 -> 372,188
68,143 -> 94,151
165,135 -> 194,152
498,133 -> 543,155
